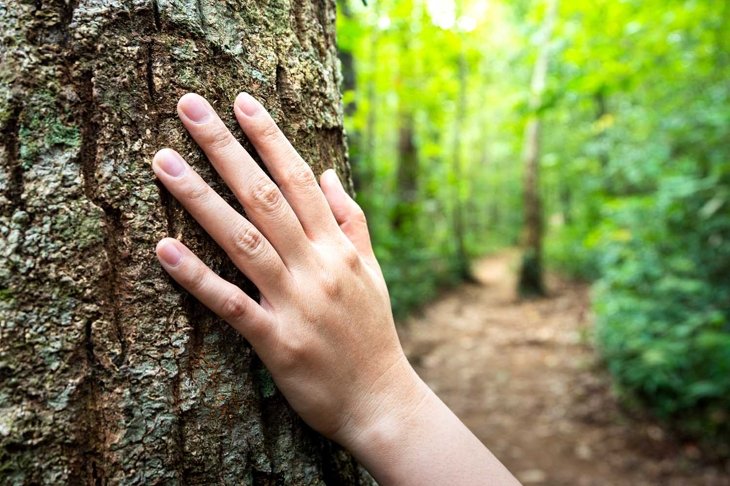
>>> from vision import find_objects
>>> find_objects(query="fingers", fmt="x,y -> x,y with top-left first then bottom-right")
156,238 -> 273,347
176,93 -> 311,265
320,170 -> 377,264
233,92 -> 340,239
152,148 -> 290,299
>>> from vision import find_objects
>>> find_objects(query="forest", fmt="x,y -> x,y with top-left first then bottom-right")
338,0 -> 730,462
0,0 -> 728,482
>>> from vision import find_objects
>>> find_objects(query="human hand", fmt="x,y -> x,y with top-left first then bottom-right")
152,93 -> 426,449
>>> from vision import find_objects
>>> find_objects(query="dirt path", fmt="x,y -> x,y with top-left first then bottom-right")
398,252 -> 729,486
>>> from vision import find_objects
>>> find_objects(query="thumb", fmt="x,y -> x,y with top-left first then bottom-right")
320,169 -> 377,264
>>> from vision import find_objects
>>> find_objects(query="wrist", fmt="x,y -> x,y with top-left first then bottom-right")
333,353 -> 432,464
331,354 -> 520,486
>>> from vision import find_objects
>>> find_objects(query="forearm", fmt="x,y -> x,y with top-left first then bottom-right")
340,360 -> 520,486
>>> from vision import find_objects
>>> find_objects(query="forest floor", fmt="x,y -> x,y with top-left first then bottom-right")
398,251 -> 730,486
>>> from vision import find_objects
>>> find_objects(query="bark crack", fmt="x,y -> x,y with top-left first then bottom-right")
54,4 -> 113,481
172,341 -> 186,483
292,3 -> 309,50
146,41 -> 156,101
73,69 -> 128,369
152,0 -> 161,30
157,179 -> 176,235
0,100 -> 23,217
315,1 -> 332,49
196,0 -> 206,32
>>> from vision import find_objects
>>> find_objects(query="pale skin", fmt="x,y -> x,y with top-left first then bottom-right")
153,92 -> 520,485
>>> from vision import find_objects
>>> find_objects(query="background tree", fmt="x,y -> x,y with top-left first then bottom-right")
338,0 -> 514,315
517,0 -> 557,297
0,1 -> 371,483
450,0 -> 472,281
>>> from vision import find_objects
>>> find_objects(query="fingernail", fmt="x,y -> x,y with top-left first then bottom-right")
158,240 -> 182,266
180,94 -> 210,122
236,92 -> 258,116
156,150 -> 185,177
327,169 -> 344,190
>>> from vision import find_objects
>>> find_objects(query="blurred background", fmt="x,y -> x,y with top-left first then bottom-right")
336,0 -> 729,483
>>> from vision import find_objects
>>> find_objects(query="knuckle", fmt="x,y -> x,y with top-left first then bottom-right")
342,247 -> 361,271
204,125 -> 235,150
284,164 -> 316,191
249,179 -> 282,212
231,224 -> 266,258
182,262 -> 208,292
319,272 -> 341,299
279,338 -> 307,372
351,207 -> 367,226
258,120 -> 281,143
220,292 -> 249,322
183,181 -> 210,202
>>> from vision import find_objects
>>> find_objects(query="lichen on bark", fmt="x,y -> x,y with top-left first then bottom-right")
0,1 -> 366,484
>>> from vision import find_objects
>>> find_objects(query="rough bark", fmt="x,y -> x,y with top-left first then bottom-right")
0,1 -> 370,484
518,0 -> 558,297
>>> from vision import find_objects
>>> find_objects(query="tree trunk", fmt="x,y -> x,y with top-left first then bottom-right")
361,22 -> 379,196
392,111 -> 419,233
518,0 -> 558,297
450,11 -> 471,281
0,1 -> 369,484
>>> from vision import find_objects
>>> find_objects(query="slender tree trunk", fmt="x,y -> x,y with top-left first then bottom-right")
391,23 -> 420,234
518,0 -> 558,297
0,1 -> 369,484
451,47 -> 472,280
584,87 -> 609,223
559,185 -> 573,225
392,111 -> 419,232
361,24 -> 379,194
475,89 -> 492,242
449,0 -> 471,280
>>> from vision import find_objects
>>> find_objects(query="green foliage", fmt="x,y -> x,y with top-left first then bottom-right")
594,172 -> 730,442
339,0 -> 730,445
540,0 -> 730,444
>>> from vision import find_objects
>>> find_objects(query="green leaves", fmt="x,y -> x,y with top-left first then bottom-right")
338,0 -> 730,445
